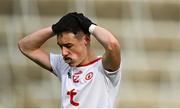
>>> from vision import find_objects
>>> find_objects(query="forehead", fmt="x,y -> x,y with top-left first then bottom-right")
57,32 -> 78,44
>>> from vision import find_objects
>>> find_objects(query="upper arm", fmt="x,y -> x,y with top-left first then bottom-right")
102,39 -> 121,72
90,25 -> 121,72
18,43 -> 53,73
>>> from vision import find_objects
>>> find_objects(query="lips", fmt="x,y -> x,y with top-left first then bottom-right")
64,57 -> 72,64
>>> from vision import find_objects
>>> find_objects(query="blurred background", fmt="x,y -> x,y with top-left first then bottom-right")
0,0 -> 180,107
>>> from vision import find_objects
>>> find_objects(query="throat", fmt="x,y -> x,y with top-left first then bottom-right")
78,52 -> 99,67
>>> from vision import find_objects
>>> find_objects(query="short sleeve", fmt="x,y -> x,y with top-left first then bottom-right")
103,64 -> 122,87
50,53 -> 70,80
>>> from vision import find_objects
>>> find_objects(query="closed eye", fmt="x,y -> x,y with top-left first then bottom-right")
57,43 -> 73,49
64,44 -> 73,48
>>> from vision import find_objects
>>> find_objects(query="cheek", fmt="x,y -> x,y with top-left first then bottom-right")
72,46 -> 87,58
75,47 -> 86,57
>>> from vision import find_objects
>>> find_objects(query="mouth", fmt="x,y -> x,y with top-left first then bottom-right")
64,57 -> 72,64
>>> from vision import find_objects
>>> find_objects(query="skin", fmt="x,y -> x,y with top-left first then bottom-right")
57,31 -> 97,67
18,26 -> 121,74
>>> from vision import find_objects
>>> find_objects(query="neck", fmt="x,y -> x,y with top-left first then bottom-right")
87,50 -> 97,62
79,49 -> 98,66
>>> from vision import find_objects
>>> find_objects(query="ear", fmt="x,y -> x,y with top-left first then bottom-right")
84,36 -> 90,46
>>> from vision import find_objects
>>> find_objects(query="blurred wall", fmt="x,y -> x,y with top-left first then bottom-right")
0,0 -> 180,107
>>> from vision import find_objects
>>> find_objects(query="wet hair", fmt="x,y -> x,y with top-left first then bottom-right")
54,12 -> 90,37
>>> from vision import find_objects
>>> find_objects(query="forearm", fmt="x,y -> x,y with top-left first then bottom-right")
18,27 -> 54,52
91,26 -> 120,52
91,25 -> 121,71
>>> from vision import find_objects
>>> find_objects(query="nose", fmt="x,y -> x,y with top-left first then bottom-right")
61,47 -> 69,57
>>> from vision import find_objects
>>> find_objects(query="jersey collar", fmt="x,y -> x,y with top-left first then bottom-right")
77,57 -> 102,67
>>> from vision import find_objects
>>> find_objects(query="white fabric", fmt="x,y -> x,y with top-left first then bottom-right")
89,24 -> 97,34
50,53 -> 121,108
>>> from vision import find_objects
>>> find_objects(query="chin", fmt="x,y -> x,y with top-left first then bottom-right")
68,60 -> 80,67
68,63 -> 77,67
69,64 -> 75,67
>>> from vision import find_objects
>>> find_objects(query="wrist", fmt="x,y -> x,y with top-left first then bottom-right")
89,24 -> 97,34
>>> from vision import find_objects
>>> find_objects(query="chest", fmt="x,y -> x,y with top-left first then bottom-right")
61,67 -> 104,90
69,68 -> 95,84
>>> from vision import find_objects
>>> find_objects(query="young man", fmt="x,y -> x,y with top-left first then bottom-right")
18,12 -> 121,108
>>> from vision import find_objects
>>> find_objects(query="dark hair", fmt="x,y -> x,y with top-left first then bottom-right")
53,12 -> 90,36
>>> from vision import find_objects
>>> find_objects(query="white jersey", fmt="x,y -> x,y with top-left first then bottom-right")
50,53 -> 121,108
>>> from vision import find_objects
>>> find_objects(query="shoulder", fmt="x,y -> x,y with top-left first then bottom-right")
50,53 -> 70,77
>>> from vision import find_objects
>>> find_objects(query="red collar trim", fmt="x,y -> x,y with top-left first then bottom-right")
77,57 -> 102,67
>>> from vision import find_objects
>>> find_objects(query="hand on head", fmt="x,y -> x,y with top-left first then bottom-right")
52,12 -> 96,36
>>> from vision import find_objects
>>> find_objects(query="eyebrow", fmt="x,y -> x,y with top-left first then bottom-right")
57,43 -> 72,47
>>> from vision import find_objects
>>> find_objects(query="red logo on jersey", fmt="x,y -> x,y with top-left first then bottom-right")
85,72 -> 93,80
67,89 -> 79,106
72,71 -> 82,83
